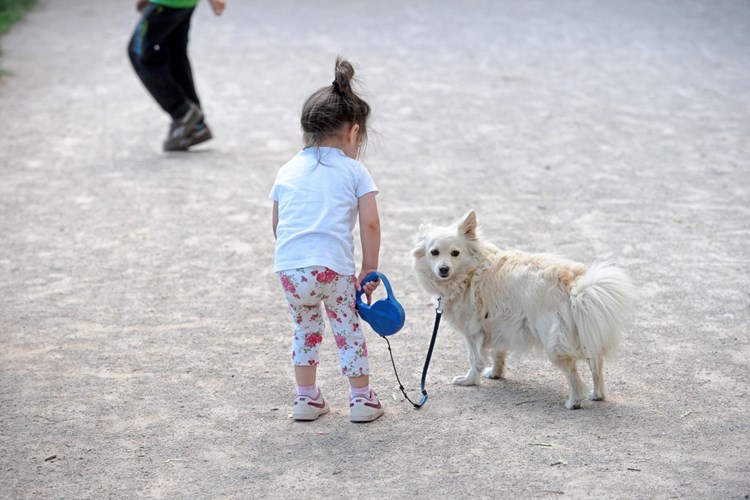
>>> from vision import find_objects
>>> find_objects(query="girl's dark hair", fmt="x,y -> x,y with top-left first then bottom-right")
301,56 -> 370,152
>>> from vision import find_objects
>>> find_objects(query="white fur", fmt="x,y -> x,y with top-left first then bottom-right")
412,210 -> 636,409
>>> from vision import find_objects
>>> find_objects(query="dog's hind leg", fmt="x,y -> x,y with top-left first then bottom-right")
587,355 -> 606,401
452,333 -> 484,386
550,354 -> 587,410
483,349 -> 507,379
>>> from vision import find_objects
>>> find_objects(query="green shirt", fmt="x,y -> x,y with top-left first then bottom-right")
151,0 -> 200,8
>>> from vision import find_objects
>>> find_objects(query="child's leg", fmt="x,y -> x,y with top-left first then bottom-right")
320,270 -> 371,380
279,268 -> 332,421
278,268 -> 326,377
127,5 -> 197,120
162,8 -> 201,110
320,270 -> 384,422
349,375 -> 369,389
294,365 -> 317,387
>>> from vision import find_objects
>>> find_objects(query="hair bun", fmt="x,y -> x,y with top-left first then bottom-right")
333,56 -> 355,94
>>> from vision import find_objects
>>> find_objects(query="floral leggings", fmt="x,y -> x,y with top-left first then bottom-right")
278,266 -> 369,377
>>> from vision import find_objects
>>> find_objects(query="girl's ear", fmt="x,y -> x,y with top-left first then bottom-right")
347,123 -> 361,145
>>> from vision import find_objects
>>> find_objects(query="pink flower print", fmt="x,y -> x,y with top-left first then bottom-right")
281,275 -> 296,294
361,343 -> 368,358
305,332 -> 323,348
327,309 -> 340,322
308,359 -> 318,366
316,268 -> 337,284
353,322 -> 360,332
334,334 -> 347,349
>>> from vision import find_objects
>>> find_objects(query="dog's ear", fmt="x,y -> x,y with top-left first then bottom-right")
411,226 -> 429,258
459,210 -> 479,240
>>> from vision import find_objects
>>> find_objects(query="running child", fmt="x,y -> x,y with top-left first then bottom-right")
128,0 -> 227,151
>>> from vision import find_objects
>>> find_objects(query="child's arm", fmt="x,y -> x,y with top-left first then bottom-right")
272,201 -> 279,240
356,192 -> 381,303
208,0 -> 227,15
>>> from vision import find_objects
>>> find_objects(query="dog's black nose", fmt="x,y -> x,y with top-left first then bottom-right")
438,265 -> 450,277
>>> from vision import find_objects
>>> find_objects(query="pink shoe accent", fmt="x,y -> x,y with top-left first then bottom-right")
364,400 -> 382,409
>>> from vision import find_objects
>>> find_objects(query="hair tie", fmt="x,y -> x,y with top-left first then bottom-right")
331,80 -> 342,93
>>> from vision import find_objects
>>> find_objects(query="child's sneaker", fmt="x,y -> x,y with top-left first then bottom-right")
292,389 -> 330,421
163,102 -> 204,151
185,121 -> 213,147
349,389 -> 385,423
165,122 -> 214,152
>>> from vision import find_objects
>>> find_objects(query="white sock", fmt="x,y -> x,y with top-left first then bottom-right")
350,384 -> 371,399
297,384 -> 318,397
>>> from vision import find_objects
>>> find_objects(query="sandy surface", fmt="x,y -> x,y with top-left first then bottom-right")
1,0 -> 749,498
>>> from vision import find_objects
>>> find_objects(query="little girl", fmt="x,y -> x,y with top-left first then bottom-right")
269,57 -> 384,423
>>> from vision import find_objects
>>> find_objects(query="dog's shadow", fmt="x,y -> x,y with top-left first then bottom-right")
445,377 -> 561,408
442,375 -> 632,416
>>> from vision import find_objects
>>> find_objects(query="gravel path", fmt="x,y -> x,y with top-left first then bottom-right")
1,0 -> 748,498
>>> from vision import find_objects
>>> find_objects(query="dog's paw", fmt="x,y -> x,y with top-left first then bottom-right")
565,398 -> 582,410
452,374 -> 480,386
588,390 -> 606,401
482,367 -> 504,379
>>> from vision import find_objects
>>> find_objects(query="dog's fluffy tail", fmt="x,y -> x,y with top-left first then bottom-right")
570,261 -> 636,358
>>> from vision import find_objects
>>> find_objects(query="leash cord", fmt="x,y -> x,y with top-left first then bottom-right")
381,299 -> 443,409
382,336 -> 420,407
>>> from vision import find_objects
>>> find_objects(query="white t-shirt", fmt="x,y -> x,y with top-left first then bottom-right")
269,147 -> 379,276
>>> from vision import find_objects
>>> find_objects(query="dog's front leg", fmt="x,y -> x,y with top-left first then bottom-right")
452,332 -> 484,386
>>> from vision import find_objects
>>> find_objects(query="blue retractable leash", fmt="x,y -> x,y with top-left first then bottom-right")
356,272 -> 443,408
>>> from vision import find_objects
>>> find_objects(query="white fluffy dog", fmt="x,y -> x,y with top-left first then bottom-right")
412,210 -> 636,409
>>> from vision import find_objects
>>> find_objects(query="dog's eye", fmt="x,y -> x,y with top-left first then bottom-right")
451,250 -> 460,257
430,249 -> 439,256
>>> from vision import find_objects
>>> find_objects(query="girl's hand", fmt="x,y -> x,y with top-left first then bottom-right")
208,0 -> 227,15
136,0 -> 149,12
356,270 -> 379,305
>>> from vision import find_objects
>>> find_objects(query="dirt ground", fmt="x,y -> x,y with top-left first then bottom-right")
1,0 -> 748,498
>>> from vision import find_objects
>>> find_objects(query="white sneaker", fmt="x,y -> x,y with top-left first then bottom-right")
349,390 -> 385,423
292,390 -> 330,421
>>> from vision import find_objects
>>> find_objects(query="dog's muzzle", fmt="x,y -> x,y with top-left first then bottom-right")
438,265 -> 450,278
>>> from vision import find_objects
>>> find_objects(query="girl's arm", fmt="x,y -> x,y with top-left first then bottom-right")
272,201 -> 279,240
356,192 -> 381,302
